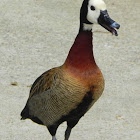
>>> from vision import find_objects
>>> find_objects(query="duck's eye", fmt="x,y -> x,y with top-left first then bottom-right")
90,6 -> 95,11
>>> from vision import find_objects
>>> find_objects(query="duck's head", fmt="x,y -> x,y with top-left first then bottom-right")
80,0 -> 120,36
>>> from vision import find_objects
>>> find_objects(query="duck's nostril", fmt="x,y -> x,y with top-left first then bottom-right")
111,22 -> 120,29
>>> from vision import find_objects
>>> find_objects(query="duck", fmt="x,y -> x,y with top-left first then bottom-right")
21,0 -> 120,140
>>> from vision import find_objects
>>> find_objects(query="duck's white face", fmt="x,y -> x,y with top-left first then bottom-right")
81,0 -> 120,36
87,0 -> 106,24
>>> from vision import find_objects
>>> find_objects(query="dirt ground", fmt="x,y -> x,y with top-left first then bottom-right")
0,0 -> 139,140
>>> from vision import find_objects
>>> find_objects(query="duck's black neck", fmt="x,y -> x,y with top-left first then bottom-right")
79,0 -> 93,33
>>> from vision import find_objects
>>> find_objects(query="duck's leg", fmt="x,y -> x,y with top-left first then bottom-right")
52,136 -> 57,140
48,125 -> 58,140
65,120 -> 79,140
65,126 -> 72,140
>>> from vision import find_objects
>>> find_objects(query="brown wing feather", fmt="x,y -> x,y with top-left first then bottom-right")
29,67 -> 58,98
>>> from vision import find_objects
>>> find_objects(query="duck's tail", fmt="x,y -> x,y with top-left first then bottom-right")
20,103 -> 30,120
20,103 -> 44,125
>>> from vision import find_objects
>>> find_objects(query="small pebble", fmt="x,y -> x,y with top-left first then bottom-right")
11,82 -> 18,86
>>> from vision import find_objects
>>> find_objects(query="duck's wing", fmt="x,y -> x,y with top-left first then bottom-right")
29,67 -> 58,98
20,67 -> 58,121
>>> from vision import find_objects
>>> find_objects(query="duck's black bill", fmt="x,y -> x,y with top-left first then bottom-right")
98,10 -> 120,36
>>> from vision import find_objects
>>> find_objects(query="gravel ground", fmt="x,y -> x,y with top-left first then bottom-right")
0,0 -> 139,140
